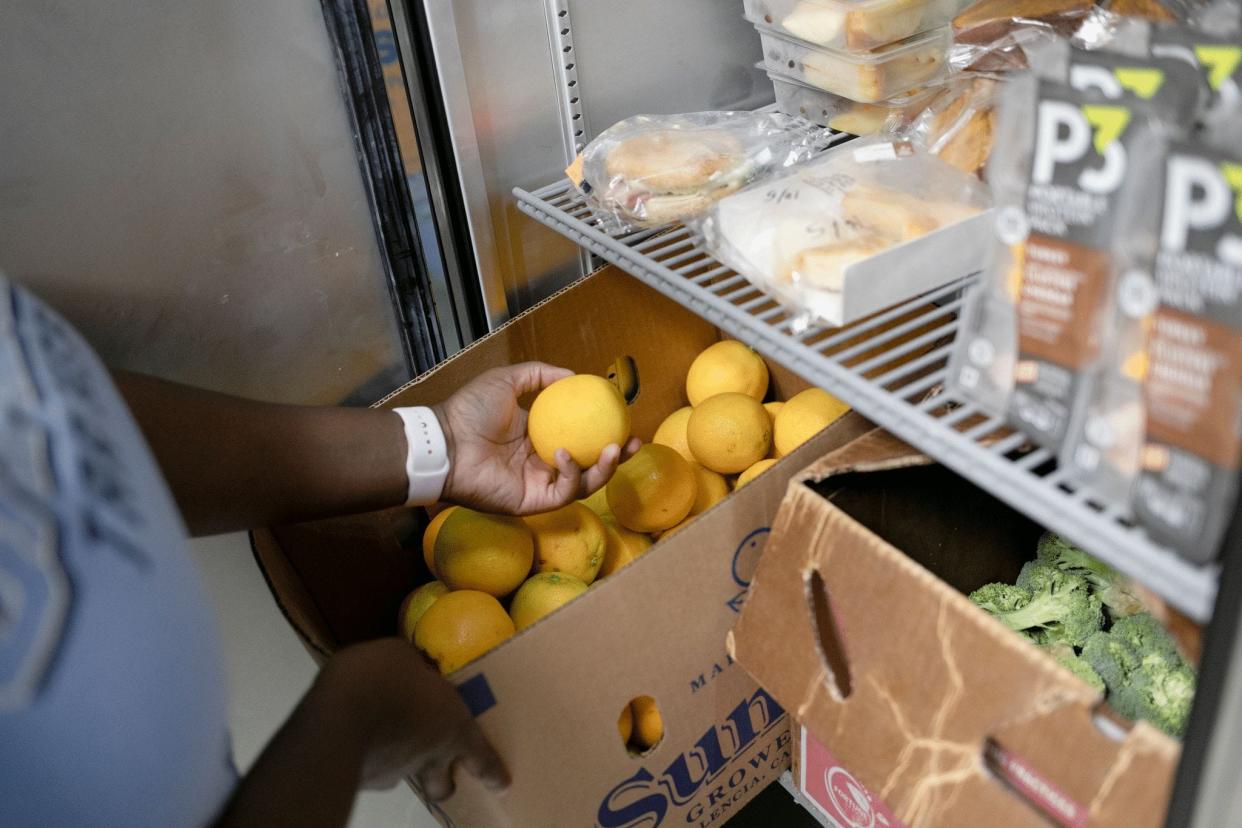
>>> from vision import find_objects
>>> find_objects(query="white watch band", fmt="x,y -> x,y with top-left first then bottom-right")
394,406 -> 450,506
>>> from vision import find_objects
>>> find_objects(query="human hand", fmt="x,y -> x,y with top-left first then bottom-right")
433,362 -> 640,516
320,638 -> 508,798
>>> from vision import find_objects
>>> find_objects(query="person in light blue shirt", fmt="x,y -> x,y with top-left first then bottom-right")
0,271 -> 638,827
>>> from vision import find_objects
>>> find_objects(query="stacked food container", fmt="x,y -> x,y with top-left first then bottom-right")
743,0 -> 959,132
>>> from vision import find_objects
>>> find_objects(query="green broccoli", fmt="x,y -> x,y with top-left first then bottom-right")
1081,613 -> 1195,737
969,573 -> 1103,648
1041,644 -> 1106,694
1035,533 -> 1145,618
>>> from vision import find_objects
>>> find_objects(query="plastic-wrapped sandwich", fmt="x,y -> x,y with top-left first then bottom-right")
573,111 -> 826,231
696,138 -> 991,327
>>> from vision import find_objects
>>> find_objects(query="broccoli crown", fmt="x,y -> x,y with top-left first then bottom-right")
1109,664 -> 1196,737
969,582 -> 1029,614
1017,560 -> 1086,594
1047,648 -> 1106,694
969,575 -> 1102,648
1081,613 -> 1195,737
1110,613 -> 1181,664
1035,533 -> 1144,618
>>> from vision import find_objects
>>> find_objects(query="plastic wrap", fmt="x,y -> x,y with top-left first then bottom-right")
695,138 -> 990,329
949,0 -> 1096,74
896,75 -> 1001,175
574,111 -> 828,232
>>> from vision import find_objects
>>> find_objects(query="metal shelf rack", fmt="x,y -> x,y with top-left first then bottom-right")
513,175 -> 1220,623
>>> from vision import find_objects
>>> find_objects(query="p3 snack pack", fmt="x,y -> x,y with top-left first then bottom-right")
1066,139 -> 1242,562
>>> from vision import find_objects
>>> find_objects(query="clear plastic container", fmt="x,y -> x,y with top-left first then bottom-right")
766,67 -> 937,133
756,23 -> 952,103
744,0 -> 960,52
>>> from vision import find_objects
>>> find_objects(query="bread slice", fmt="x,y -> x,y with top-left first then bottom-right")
604,130 -> 745,194
787,237 -> 892,291
844,0 -> 927,49
781,1 -> 847,45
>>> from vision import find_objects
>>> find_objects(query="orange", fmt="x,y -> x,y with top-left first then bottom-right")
763,401 -> 784,428
631,695 -> 664,750
736,458 -> 778,488
528,374 -> 631,467
618,704 -> 634,744
580,485 -> 613,520
687,393 -> 772,474
606,444 -> 698,533
652,406 -> 695,464
598,516 -> 654,578
689,463 -> 729,515
414,590 -> 515,674
774,388 -> 850,457
422,505 -> 459,575
509,572 -> 590,631
686,341 -> 769,405
435,509 -> 534,598
525,503 -> 607,584
398,580 -> 449,641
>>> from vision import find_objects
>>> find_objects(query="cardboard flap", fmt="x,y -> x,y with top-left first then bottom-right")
733,442 -> 1180,827
795,427 -> 931,487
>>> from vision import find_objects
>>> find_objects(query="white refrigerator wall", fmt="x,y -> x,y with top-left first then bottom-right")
0,1 -> 407,404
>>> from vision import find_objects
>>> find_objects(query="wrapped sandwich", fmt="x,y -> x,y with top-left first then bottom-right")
574,111 -> 826,231
696,138 -> 991,326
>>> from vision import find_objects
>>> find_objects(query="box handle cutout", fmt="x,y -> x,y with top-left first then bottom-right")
623,695 -> 664,755
806,570 -> 852,699
606,356 -> 640,404
1091,709 -> 1130,743
982,738 -> 1088,828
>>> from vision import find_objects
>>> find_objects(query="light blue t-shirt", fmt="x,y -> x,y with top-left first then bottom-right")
0,274 -> 235,826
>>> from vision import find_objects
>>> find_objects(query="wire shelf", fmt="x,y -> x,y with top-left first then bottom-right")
513,176 -> 1220,622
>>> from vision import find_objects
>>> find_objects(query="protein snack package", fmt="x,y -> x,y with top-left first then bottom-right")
948,73 -> 1172,446
1065,139 -> 1242,562
1149,24 -> 1242,137
694,138 -> 990,329
1030,35 -> 1207,124
571,111 -> 827,232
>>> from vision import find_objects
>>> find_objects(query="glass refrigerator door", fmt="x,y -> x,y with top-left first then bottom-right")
0,0 -> 456,405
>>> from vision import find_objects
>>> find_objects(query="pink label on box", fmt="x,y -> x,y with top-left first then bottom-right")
800,728 -> 905,828
985,742 -> 1088,828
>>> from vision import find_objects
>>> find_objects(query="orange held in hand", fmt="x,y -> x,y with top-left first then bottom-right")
527,374 -> 631,467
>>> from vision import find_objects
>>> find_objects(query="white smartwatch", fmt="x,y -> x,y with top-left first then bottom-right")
394,406 -> 451,506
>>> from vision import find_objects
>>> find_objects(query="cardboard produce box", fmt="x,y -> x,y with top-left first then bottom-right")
252,265 -> 879,826
730,429 -> 1182,828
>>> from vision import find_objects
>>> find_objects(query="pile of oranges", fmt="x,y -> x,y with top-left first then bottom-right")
398,340 -> 850,683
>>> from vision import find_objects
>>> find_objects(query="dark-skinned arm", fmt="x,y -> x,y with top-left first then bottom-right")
115,363 -> 639,536
114,371 -> 409,535
212,639 -> 508,828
